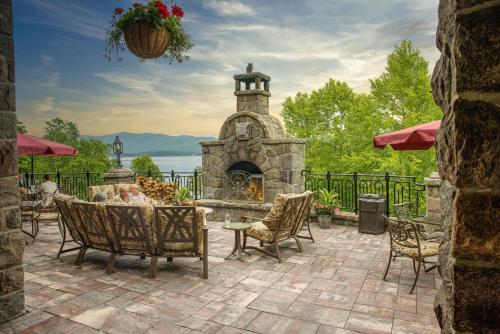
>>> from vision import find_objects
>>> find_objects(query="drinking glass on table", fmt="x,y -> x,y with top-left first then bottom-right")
224,213 -> 231,227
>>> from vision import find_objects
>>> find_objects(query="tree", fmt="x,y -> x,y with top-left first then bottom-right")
22,117 -> 113,174
130,155 -> 161,177
44,117 -> 79,147
16,120 -> 27,133
281,40 -> 441,180
369,40 -> 441,177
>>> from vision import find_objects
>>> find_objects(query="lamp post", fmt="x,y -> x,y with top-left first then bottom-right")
112,136 -> 124,168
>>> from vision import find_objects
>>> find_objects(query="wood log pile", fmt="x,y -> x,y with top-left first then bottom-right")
136,176 -> 177,203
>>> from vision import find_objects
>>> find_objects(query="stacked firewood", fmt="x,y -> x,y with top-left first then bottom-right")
135,176 -> 176,203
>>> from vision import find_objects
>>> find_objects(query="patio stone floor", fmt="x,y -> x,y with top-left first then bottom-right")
1,221 -> 440,334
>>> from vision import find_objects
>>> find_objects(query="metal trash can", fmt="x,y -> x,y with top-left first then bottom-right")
358,194 -> 386,234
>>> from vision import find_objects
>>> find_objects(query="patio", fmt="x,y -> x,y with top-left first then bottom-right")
1,222 -> 440,334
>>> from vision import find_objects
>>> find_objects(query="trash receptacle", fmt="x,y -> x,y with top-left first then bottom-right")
358,194 -> 386,234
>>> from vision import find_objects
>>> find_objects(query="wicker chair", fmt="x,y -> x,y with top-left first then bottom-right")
383,216 -> 439,294
242,193 -> 309,263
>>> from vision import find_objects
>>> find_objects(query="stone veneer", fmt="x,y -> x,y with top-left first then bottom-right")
201,66 -> 305,204
0,0 -> 24,323
432,1 -> 499,333
424,172 -> 442,221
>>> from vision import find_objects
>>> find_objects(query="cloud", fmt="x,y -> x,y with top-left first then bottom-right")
203,0 -> 257,17
15,0 -> 441,137
32,97 -> 55,114
17,0 -> 106,39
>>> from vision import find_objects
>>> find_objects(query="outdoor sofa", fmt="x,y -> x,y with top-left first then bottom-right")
54,191 -> 208,279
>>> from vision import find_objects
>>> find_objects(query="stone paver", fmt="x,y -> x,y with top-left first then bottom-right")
0,222 -> 441,333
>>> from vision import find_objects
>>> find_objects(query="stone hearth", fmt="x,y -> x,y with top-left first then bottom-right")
199,65 -> 305,218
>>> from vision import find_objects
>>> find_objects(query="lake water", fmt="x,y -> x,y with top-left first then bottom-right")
121,156 -> 202,172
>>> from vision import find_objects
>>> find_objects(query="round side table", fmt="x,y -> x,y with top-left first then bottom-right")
223,222 -> 252,261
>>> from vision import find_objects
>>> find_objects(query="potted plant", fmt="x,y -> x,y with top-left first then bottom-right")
174,186 -> 195,206
314,189 -> 340,229
105,1 -> 193,62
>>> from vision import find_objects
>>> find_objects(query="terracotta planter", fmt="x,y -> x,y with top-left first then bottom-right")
123,22 -> 171,59
318,215 -> 331,229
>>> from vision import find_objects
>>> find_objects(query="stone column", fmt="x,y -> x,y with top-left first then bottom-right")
432,1 -> 499,333
424,172 -> 441,220
0,0 -> 25,323
103,167 -> 135,185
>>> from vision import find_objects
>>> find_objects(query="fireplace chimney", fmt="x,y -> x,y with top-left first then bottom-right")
234,64 -> 270,115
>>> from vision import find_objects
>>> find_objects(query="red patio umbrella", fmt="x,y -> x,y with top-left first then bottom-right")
373,120 -> 441,150
17,132 -> 78,176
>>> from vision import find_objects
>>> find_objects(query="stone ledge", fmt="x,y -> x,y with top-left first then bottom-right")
200,141 -> 224,146
234,90 -> 271,97
261,138 -> 306,145
196,199 -> 272,211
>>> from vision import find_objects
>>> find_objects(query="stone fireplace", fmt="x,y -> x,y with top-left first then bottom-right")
199,65 -> 305,219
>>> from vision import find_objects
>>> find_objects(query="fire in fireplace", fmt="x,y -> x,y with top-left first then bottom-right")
224,161 -> 264,202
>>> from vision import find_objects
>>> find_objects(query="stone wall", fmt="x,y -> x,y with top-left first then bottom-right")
0,0 -> 24,323
432,1 -> 499,332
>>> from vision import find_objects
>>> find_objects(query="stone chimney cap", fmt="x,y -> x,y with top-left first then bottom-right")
234,72 -> 271,82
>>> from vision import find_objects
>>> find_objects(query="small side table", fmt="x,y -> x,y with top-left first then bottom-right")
224,222 -> 252,261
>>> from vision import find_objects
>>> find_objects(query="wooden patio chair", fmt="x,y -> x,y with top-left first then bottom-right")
383,216 -> 439,294
105,204 -> 155,275
242,194 -> 309,263
152,206 -> 208,279
53,196 -> 86,259
72,201 -> 116,271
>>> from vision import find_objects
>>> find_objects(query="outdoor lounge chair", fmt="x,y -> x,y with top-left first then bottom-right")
242,192 -> 310,263
383,215 -> 439,294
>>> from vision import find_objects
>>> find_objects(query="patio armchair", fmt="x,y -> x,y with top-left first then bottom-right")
105,204 -> 155,275
31,202 -> 59,240
393,202 -> 443,241
291,191 -> 315,242
383,216 -> 439,294
152,206 -> 208,279
71,201 -> 117,272
242,193 -> 310,263
53,195 -> 86,259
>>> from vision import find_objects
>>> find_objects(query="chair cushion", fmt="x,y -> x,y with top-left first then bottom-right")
246,221 -> 290,243
262,194 -> 288,230
159,208 -> 205,255
35,212 -> 59,222
87,185 -> 116,202
393,240 -> 439,258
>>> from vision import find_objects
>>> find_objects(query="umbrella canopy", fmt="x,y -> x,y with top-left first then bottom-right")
373,120 -> 441,151
17,132 -> 78,156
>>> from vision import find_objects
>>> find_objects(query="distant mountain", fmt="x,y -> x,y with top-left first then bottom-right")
83,132 -> 216,156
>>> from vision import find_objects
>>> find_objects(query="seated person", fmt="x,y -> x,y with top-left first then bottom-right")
112,186 -> 130,203
128,184 -> 155,204
37,174 -> 58,206
92,192 -> 108,202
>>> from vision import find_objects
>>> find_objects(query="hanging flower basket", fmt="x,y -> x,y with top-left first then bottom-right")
123,22 -> 172,59
105,1 -> 192,62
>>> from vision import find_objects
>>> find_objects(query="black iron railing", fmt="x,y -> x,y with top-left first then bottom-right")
303,171 -> 426,216
135,170 -> 203,200
21,171 -> 104,199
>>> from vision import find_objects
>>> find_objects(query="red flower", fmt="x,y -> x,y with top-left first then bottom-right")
172,4 -> 184,18
155,1 -> 170,18
132,2 -> 141,8
114,7 -> 124,15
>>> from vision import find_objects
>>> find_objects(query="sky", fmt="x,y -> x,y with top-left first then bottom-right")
13,0 -> 440,137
